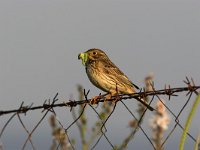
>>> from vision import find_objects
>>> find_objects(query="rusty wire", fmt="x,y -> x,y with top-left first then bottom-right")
1,86 -> 199,116
0,77 -> 200,149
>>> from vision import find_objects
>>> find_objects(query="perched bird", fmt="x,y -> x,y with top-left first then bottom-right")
78,48 -> 154,111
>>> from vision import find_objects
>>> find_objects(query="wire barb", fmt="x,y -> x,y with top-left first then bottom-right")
0,77 -> 199,149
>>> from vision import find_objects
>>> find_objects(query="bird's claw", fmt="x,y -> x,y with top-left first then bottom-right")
103,93 -> 121,106
112,94 -> 121,104
90,93 -> 121,106
90,96 -> 101,105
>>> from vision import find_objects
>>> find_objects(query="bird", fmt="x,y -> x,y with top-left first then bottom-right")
78,48 -> 154,111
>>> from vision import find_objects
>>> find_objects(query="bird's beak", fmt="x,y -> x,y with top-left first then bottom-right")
78,52 -> 88,66
78,53 -> 81,60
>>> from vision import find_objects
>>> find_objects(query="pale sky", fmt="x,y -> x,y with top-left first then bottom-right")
0,1 -> 200,149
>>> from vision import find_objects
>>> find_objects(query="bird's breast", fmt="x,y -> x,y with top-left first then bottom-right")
86,64 -> 109,92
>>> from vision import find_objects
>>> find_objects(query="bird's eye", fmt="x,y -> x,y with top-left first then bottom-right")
93,51 -> 97,55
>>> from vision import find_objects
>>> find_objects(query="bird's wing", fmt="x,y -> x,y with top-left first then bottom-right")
100,58 -> 139,90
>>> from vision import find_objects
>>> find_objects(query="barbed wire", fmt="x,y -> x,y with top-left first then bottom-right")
0,77 -> 200,150
0,84 -> 199,117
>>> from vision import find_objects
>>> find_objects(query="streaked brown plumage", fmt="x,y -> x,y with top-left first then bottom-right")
78,48 -> 154,111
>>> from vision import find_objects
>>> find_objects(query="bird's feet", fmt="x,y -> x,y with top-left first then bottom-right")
112,94 -> 121,104
90,95 -> 102,104
103,93 -> 121,105
90,93 -> 121,106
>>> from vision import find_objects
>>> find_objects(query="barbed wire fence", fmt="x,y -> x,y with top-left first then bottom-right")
0,77 -> 200,150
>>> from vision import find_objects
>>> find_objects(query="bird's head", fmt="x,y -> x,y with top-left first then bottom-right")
78,48 -> 107,65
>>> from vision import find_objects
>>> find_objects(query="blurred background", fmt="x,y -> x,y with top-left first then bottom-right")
0,0 -> 200,149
